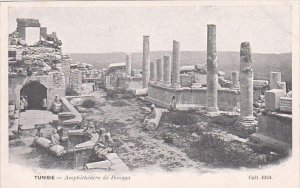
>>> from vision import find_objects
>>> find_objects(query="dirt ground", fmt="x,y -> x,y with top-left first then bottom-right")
75,90 -> 286,171
9,89 -> 287,171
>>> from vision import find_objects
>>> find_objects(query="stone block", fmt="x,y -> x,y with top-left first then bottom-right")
253,80 -> 268,89
84,161 -> 112,170
279,97 -> 292,113
265,89 -> 286,111
180,74 -> 192,87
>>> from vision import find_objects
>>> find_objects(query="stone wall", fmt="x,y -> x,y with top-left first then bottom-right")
9,73 -> 66,110
8,75 -> 27,106
147,83 -> 239,111
104,75 -> 143,92
16,18 -> 41,40
69,70 -> 82,92
53,72 -> 65,88
125,77 -> 143,90
257,112 -> 292,145
61,58 -> 71,91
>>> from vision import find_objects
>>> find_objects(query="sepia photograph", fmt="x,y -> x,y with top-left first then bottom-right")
1,1 -> 299,188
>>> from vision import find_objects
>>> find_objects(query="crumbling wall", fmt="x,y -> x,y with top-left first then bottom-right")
9,75 -> 27,106
53,72 -> 65,88
16,18 -> 41,40
69,70 -> 82,92
61,58 -> 71,91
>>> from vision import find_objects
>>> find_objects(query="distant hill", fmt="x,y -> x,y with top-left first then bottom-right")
70,51 -> 292,90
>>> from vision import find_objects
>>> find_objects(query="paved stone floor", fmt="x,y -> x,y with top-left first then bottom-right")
19,110 -> 58,130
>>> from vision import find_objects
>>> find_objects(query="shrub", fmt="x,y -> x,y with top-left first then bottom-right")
82,98 -> 96,108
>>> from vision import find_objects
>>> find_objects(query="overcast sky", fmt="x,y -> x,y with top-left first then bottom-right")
8,5 -> 292,54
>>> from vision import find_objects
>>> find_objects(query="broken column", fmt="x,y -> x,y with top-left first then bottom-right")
142,36 -> 150,88
163,55 -> 171,86
126,54 -> 132,76
270,72 -> 281,90
150,61 -> 156,83
231,71 -> 239,89
171,40 -> 181,87
156,58 -> 163,83
206,24 -> 219,113
239,42 -> 256,131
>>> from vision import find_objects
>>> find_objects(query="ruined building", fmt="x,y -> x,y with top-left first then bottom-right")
144,24 -> 292,148
103,54 -> 143,93
8,18 -> 74,110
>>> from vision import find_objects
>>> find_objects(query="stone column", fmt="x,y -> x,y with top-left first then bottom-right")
231,71 -> 239,89
171,40 -> 181,87
163,55 -> 171,85
126,54 -> 132,76
156,58 -> 163,83
142,36 -> 150,88
239,42 -> 255,130
270,72 -> 281,90
206,24 -> 219,113
150,61 -> 156,82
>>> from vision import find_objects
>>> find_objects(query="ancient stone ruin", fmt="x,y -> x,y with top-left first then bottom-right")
8,18 -> 293,171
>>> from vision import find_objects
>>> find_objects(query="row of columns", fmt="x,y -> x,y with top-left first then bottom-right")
145,37 -> 181,87
149,55 -> 172,85
205,24 -> 255,125
140,25 -> 255,127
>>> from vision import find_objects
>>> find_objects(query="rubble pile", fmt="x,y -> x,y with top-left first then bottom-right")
9,36 -> 65,76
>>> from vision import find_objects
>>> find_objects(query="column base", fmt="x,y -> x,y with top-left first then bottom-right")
236,116 -> 257,134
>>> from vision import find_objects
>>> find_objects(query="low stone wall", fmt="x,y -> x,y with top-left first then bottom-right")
147,83 -> 239,111
257,112 -> 292,145
250,111 -> 292,154
279,97 -> 292,113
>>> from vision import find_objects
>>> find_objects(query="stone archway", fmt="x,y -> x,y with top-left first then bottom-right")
20,81 -> 47,110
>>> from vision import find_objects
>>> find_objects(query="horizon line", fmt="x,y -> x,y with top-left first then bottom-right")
65,50 -> 292,55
